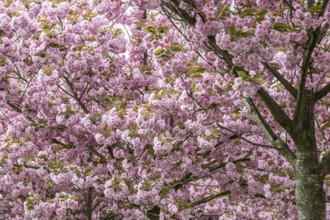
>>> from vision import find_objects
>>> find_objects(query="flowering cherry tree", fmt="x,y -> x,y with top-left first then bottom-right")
1,0 -> 330,219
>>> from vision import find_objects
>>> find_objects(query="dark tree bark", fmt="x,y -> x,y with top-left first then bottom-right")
293,92 -> 326,220
295,152 -> 325,220
146,206 -> 160,220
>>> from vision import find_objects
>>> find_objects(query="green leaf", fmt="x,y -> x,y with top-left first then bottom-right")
249,73 -> 264,83
256,9 -> 268,21
308,3 -> 322,14
191,82 -> 198,92
256,9 -> 268,16
191,73 -> 203,78
140,179 -> 155,191
220,5 -> 230,16
154,48 -> 165,56
228,25 -> 237,36
157,25 -> 169,34
158,134 -> 164,142
0,154 -> 8,165
242,8 -> 255,16
169,42 -> 182,52
177,198 -> 190,211
237,70 -> 247,78
273,22 -> 291,33
38,118 -> 47,124
0,57 -> 7,66
237,30 -> 255,38
113,28 -> 124,38
158,89 -> 167,98
191,66 -> 206,74
145,25 -> 156,34
160,187 -> 171,197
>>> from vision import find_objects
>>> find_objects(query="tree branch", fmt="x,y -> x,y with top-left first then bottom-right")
181,190 -> 231,211
198,134 -> 240,158
262,62 -> 297,98
62,76 -> 89,114
257,88 -> 294,134
207,39 -> 297,165
86,187 -> 93,220
293,27 -> 320,125
172,157 -> 249,190
320,151 -> 330,177
206,158 -> 251,172
293,0 -> 329,122
283,0 -> 296,12
307,0 -> 315,8
146,206 -> 160,220
160,0 -> 196,26
319,0 -> 330,17
245,98 -> 296,166
207,36 -> 238,75
315,82 -> 330,102
17,72 -> 37,107
215,123 -> 274,149
86,145 -> 107,162
6,100 -> 22,113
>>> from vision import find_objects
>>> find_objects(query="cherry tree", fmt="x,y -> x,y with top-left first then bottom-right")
0,0 -> 330,219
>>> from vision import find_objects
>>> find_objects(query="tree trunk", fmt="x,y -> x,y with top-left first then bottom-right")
295,151 -> 326,220
294,91 -> 326,220
86,187 -> 93,220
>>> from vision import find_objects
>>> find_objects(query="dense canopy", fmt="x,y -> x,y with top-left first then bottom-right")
1,0 -> 330,219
